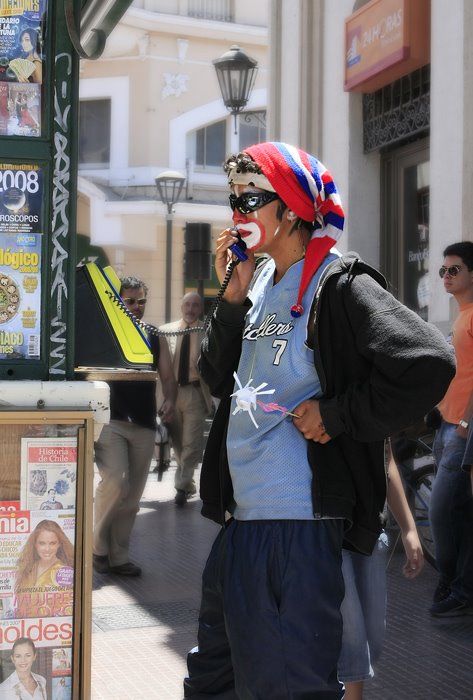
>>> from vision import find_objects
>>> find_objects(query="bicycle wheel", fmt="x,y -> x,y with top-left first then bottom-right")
407,464 -> 437,569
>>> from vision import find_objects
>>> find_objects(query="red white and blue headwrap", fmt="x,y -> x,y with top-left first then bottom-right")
243,142 -> 345,318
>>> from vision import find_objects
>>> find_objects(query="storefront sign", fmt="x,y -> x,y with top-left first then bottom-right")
344,0 -> 430,92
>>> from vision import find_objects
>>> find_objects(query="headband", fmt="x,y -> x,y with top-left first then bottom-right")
227,169 -> 276,193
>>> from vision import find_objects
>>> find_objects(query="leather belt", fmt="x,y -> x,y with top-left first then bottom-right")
179,380 -> 200,388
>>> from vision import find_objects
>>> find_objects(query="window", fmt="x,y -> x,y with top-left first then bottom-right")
79,99 -> 111,167
238,111 -> 266,150
191,120 -> 226,170
187,0 -> 233,21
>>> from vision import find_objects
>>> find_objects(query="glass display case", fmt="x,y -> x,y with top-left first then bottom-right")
0,409 -> 94,700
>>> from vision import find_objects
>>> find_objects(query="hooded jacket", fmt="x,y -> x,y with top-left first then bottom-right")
198,253 -> 456,555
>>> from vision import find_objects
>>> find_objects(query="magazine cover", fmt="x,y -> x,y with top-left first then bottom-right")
0,231 -> 42,360
20,438 -> 77,512
0,163 -> 43,233
0,1 -> 45,84
0,624 -> 72,699
0,509 -> 75,621
0,82 -> 40,136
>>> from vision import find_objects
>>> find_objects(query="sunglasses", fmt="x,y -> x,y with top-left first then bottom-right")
438,265 -> 462,279
122,297 -> 147,306
229,191 -> 279,215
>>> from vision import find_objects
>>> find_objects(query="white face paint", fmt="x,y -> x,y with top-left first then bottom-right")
233,220 -> 265,251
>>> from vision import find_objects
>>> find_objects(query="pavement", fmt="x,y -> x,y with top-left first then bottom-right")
90,458 -> 473,700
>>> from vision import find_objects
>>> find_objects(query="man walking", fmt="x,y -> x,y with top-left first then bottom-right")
93,276 -> 176,575
161,292 -> 213,506
429,241 -> 473,616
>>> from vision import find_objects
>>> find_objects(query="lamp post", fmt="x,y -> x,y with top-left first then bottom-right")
155,170 -> 186,323
213,45 -> 258,134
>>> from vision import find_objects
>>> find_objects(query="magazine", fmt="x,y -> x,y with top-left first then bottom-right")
0,631 -> 72,699
0,164 -> 43,233
0,510 -> 75,620
0,4 -> 45,85
0,231 -> 42,360
20,438 -> 77,512
0,82 -> 40,136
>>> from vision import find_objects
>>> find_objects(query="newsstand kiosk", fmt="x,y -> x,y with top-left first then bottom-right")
0,2 -> 135,698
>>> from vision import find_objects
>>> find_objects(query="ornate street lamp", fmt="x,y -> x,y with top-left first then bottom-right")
155,170 -> 186,323
213,45 -> 258,134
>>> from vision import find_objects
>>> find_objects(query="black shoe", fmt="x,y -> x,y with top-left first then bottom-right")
93,554 -> 110,574
433,578 -> 451,603
175,489 -> 187,506
109,561 -> 142,576
430,594 -> 473,617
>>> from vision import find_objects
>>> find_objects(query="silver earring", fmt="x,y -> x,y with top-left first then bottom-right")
287,211 -> 297,222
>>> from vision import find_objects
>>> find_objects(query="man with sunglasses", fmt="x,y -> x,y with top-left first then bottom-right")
184,142 -> 455,700
93,276 -> 176,576
429,241 -> 473,616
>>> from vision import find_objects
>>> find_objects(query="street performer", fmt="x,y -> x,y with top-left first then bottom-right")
185,142 -> 455,700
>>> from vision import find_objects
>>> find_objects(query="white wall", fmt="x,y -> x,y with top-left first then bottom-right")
429,0 -> 466,325
323,1 -> 381,266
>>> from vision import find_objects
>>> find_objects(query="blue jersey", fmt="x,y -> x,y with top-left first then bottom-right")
227,253 -> 338,520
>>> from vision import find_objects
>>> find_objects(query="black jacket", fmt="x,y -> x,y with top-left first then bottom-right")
199,254 -> 456,554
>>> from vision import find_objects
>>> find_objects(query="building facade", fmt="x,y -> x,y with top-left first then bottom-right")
79,0 -> 472,333
77,0 -> 269,324
270,0 -> 472,334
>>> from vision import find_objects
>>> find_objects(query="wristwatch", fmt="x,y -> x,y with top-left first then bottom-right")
459,419 -> 469,429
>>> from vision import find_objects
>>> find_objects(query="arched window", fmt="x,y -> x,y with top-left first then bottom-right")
188,119 -> 226,171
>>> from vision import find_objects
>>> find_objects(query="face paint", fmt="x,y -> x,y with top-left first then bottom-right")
232,215 -> 266,251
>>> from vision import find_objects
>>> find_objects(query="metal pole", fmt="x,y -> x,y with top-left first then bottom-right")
197,279 -> 204,302
165,212 -> 173,323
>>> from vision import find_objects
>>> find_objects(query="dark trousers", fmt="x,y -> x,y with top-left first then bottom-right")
431,421 -> 473,602
185,519 -> 345,700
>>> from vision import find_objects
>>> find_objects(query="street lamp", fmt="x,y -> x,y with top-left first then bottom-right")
213,45 -> 258,134
155,170 -> 186,323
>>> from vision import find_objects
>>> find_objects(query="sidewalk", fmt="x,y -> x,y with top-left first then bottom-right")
91,462 -> 473,700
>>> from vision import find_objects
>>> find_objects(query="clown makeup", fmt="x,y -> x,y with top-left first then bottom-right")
230,187 -> 279,252
232,215 -> 267,251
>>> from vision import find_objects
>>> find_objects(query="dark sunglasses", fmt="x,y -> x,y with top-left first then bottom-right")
439,265 -> 462,279
229,191 -> 279,215
122,297 -> 147,306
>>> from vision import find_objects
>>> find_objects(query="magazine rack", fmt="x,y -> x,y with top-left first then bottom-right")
0,409 -> 94,700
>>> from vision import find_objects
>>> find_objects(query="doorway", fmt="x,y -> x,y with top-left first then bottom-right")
381,139 -> 430,319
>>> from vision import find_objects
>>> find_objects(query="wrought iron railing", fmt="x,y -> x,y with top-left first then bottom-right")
363,66 -> 430,152
187,0 -> 233,22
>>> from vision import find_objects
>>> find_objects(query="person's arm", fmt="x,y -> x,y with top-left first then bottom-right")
199,298 -> 250,398
198,228 -> 257,398
31,57 -> 42,83
157,336 -> 177,424
457,388 -> 473,439
386,448 -> 424,578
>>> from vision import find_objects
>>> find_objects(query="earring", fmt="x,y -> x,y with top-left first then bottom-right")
287,211 -> 297,222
